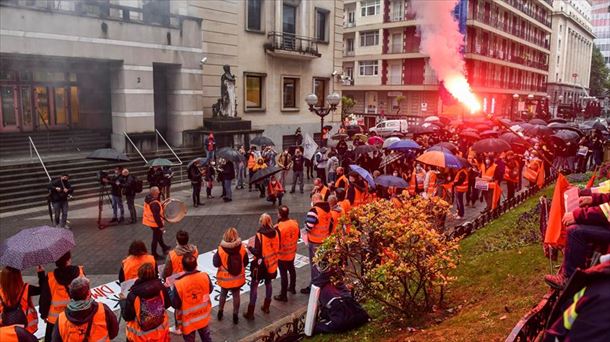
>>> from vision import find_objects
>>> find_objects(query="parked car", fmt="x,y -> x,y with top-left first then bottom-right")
369,120 -> 409,137
346,124 -> 365,138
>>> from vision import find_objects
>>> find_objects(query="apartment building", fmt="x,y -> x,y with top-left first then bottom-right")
592,0 -> 610,69
547,0 -> 594,110
340,0 -> 552,123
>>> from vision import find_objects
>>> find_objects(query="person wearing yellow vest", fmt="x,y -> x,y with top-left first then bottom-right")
53,277 -> 118,342
0,266 -> 41,335
162,230 -> 198,281
0,322 -> 37,342
142,186 -> 170,258
244,214 -> 280,320
119,240 -> 157,283
273,205 -> 300,302
311,178 -> 330,201
301,193 -> 333,295
213,227 -> 248,325
453,168 -> 468,219
39,251 -> 84,342
171,254 -> 213,342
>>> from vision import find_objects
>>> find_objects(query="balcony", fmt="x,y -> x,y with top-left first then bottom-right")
470,12 -> 551,50
344,50 -> 355,57
501,0 -> 552,28
264,32 -> 321,60
466,45 -> 549,71
345,21 -> 356,28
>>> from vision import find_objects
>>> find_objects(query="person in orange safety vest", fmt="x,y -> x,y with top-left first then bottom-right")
273,205 -> 300,302
453,168 -> 469,219
0,266 -> 40,335
142,186 -> 170,258
119,240 -> 157,283
162,230 -> 198,282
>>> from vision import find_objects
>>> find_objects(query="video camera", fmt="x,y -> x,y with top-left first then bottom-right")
96,170 -> 109,186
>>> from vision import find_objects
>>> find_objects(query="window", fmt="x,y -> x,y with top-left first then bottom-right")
360,30 -> 379,46
246,0 -> 263,32
313,78 -> 328,107
315,8 -> 329,42
346,38 -> 354,52
245,73 -> 266,110
359,60 -> 378,76
282,77 -> 299,109
361,0 -> 380,16
347,11 -> 355,26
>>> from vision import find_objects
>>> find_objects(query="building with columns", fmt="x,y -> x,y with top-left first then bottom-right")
592,0 -> 610,69
547,0 -> 595,111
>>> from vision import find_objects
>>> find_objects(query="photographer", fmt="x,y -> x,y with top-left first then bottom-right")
47,173 -> 73,229
160,166 -> 174,199
109,166 -> 124,223
120,168 -> 138,224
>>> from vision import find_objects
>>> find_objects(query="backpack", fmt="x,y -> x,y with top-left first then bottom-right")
226,251 -> 243,277
133,177 -> 143,194
137,293 -> 165,331
0,286 -> 27,326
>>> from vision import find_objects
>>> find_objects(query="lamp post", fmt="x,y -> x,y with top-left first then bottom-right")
511,93 -> 519,120
306,92 -> 341,145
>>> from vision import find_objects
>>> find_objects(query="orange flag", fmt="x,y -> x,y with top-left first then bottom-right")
544,174 -> 572,247
585,168 -> 597,189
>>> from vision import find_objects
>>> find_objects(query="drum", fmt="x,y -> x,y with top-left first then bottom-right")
162,199 -> 187,223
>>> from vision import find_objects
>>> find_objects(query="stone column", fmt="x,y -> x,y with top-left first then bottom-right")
165,68 -> 204,147
275,0 -> 282,33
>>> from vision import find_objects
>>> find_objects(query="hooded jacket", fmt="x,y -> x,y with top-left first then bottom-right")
212,239 -> 249,275
122,278 -> 171,322
144,194 -> 164,228
248,225 -> 278,281
51,301 -> 118,342
39,266 -> 83,320
305,201 -> 332,231
162,244 -> 198,279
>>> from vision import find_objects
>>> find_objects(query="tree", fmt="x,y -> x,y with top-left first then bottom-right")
589,45 -> 610,97
341,96 -> 356,121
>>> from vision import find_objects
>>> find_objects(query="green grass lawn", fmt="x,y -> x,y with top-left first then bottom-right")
308,186 -> 556,342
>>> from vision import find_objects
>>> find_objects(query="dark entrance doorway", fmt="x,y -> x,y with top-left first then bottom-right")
153,64 -> 169,137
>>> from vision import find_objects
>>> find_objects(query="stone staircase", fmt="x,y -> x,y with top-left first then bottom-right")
0,130 -> 112,159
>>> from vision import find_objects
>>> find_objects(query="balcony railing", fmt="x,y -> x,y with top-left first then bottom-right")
385,11 -> 416,23
345,21 -> 356,28
501,0 -> 552,28
466,45 -> 549,71
265,32 -> 321,59
470,12 -> 550,49
344,50 -> 355,57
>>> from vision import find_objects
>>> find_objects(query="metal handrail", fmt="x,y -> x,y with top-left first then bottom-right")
28,136 -> 51,181
123,132 -> 148,164
155,129 -> 182,165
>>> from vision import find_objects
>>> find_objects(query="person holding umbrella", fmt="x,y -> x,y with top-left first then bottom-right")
39,251 -> 85,342
0,266 -> 42,335
142,186 -> 170,258
47,174 -> 73,229
53,277 -> 118,342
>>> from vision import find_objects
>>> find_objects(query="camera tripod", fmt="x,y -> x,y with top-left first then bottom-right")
97,184 -> 113,230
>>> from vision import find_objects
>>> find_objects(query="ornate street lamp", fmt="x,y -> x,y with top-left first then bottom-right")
306,92 -> 341,142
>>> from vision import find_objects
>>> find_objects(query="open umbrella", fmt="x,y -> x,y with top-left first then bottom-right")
410,124 -> 441,134
87,148 -> 130,162
480,130 -> 499,137
522,124 -> 553,137
352,133 -> 368,143
548,118 -> 567,124
216,147 -> 245,163
380,152 -> 404,168
427,146 -> 454,154
529,118 -> 547,125
368,136 -> 384,146
424,115 -> 440,123
471,138 -> 512,154
474,123 -> 492,131
250,136 -> 275,146
459,131 -> 480,140
387,139 -> 421,152
0,226 -> 75,270
249,166 -> 282,185
187,157 -> 206,168
382,137 -> 401,149
416,151 -> 468,169
374,175 -> 409,189
147,158 -> 174,167
331,133 -> 348,141
354,144 -> 378,156
432,142 -> 458,153
349,165 -> 375,188
548,124 -> 583,136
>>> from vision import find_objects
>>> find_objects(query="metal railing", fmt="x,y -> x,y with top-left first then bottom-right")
28,136 -> 51,181
155,129 -> 184,184
123,132 -> 148,164
266,32 -> 321,57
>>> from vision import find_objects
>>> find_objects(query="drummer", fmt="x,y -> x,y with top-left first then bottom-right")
143,186 -> 170,258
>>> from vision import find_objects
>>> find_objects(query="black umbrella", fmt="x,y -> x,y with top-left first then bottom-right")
250,136 -> 275,146
249,166 -> 282,185
0,226 -> 75,270
549,123 -> 583,136
459,131 -> 480,140
187,157 -> 206,169
87,148 -> 130,162
217,147 -> 245,163
554,130 -> 581,142
522,124 -> 553,137
500,132 -> 528,154
471,138 -> 512,154
432,142 -> 458,153
548,118 -> 567,124
354,144 -> 378,156
410,124 -> 441,134
529,118 -> 547,125
480,130 -> 499,137
331,133 -> 349,141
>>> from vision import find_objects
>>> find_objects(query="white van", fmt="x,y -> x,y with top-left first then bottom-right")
369,120 -> 408,137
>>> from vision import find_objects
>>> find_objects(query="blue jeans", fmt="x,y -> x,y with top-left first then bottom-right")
182,326 -> 211,342
308,242 -> 321,284
111,194 -> 124,219
223,179 -> 233,199
206,150 -> 215,163
249,278 -> 272,306
237,165 -> 245,187
564,224 -> 610,278
52,201 -> 68,227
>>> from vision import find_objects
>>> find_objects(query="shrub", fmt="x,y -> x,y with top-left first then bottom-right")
315,196 -> 459,317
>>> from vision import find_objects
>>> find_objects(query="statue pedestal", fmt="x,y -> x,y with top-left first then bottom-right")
203,117 -> 252,131
183,117 -> 263,149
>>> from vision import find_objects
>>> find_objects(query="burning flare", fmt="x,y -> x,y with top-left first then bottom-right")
412,0 -> 480,113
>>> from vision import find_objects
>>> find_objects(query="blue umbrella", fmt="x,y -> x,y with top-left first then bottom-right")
374,175 -> 409,188
426,146 -> 454,154
387,139 -> 421,152
0,226 -> 75,270
349,165 -> 375,188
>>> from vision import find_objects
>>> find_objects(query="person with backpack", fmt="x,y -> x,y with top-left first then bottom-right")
171,254 -> 213,342
0,314 -> 37,342
52,277 -> 118,342
273,205 -> 300,302
39,251 -> 84,342
213,227 -> 248,325
243,213 -> 279,320
121,168 -> 141,224
162,230 -> 199,282
122,263 -> 171,342
0,266 -> 42,335
119,241 -> 157,283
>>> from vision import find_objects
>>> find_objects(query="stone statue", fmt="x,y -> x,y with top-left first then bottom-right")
220,64 -> 237,118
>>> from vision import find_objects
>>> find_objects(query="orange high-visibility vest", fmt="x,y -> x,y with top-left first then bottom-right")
504,163 -> 520,183
47,266 -> 84,324
524,159 -> 541,184
125,290 -> 169,342
335,175 -> 349,189
427,172 -> 438,196
339,199 -> 351,215
58,303 -> 109,342
308,207 -> 332,244
0,284 -> 38,334
175,272 -> 211,335
481,164 -> 497,187
247,155 -> 256,170
258,232 -> 280,274
0,325 -> 20,341
122,254 -> 155,281
142,200 -> 163,228
317,186 -> 329,200
169,248 -> 199,276
330,208 -> 342,233
454,169 -> 468,193
482,163 -> 502,209
215,246 -> 246,289
276,220 -> 299,261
